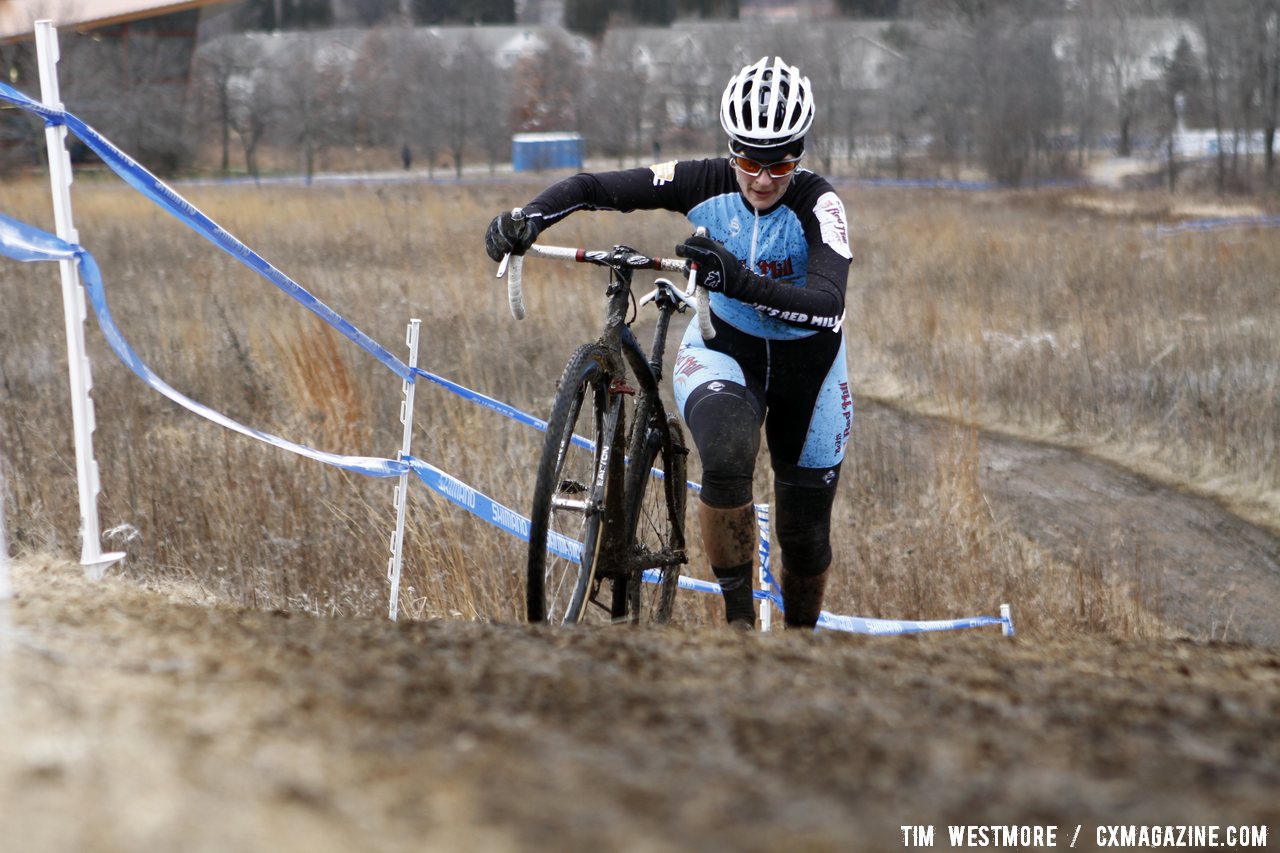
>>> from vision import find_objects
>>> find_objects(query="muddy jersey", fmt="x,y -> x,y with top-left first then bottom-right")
521,158 -> 851,341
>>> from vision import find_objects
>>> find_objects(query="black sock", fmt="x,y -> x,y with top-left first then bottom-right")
713,562 -> 756,624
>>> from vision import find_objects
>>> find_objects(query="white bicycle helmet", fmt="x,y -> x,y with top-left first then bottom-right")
719,56 -> 815,148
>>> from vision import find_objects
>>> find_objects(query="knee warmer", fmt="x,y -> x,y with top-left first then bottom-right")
685,387 -> 761,508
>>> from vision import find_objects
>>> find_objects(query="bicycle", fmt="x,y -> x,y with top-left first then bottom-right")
499,223 -> 715,625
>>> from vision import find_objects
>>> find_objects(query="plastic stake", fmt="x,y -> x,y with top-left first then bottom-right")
386,319 -> 421,620
35,21 -> 124,578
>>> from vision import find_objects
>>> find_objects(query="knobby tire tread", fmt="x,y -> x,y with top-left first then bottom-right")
527,343 -> 615,624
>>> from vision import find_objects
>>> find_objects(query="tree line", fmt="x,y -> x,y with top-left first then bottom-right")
229,0 -> 741,32
2,0 -> 1276,193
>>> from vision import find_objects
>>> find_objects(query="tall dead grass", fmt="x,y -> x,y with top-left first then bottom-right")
3,175 -> 1266,640
853,187 -> 1280,530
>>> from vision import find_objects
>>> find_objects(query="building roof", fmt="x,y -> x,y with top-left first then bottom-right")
599,20 -> 906,90
199,23 -> 593,71
0,0 -> 236,42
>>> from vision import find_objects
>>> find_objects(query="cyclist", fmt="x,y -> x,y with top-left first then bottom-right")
486,56 -> 851,631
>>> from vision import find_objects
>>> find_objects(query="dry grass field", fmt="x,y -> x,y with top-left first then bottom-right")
4,171 -> 1280,852
1,174 -> 1277,639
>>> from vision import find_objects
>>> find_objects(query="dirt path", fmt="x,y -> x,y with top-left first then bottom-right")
1,560 -> 1278,852
859,400 -> 1280,649
4,409 -> 1280,851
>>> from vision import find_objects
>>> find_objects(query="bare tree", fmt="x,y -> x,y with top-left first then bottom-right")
509,31 -> 586,133
352,26 -> 435,169
269,32 -> 358,182
438,34 -> 494,178
1262,0 -> 1280,183
658,31 -> 722,146
912,2 -> 1065,184
194,34 -> 277,180
192,35 -> 266,175
404,43 -> 447,176
57,27 -> 194,174
804,28 -> 882,174
881,28 -> 924,178
228,47 -> 274,180
1196,1 -> 1234,191
1098,2 -> 1151,157
1064,0 -> 1110,166
581,48 -> 651,167
470,53 -> 512,174
1210,0 -> 1280,188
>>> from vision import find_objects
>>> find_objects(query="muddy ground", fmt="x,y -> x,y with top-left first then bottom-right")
2,408 -> 1280,852
2,559 -> 1278,852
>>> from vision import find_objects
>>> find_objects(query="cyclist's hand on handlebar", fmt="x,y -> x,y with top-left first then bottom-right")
485,210 -> 542,262
675,233 -> 746,296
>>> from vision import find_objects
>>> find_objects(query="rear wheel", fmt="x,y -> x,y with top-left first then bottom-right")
527,344 -> 619,624
620,410 -> 688,624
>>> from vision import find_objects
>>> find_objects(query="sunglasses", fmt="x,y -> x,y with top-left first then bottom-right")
729,151 -> 803,178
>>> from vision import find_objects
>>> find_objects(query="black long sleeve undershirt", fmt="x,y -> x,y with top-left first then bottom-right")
522,160 -> 849,332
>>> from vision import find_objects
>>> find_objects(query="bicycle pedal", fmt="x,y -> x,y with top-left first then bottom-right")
609,378 -> 635,395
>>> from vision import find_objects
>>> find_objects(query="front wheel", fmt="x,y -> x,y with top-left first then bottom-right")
527,344 -> 619,624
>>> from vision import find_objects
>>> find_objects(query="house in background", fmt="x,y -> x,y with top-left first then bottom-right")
1,0 -> 238,171
598,20 -> 906,135
1,0 -> 238,86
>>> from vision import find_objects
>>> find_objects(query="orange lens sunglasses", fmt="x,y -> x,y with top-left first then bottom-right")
730,153 -> 802,178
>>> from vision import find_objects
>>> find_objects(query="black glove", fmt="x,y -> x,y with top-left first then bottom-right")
675,234 -> 747,297
485,210 -> 542,262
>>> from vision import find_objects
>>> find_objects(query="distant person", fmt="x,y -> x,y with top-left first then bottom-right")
401,144 -> 412,171
652,138 -> 661,160
485,57 -> 852,631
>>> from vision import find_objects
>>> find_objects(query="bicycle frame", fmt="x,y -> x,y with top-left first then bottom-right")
504,242 -> 693,622
590,260 -> 683,582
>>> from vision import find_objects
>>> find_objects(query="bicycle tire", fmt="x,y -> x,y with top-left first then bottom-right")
527,343 -> 618,624
620,410 -> 688,624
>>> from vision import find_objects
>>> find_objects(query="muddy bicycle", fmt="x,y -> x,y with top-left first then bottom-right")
499,226 -> 715,625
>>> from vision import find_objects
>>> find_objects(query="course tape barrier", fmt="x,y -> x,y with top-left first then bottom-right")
412,369 -> 593,454
0,86 -> 1012,636
1,213 -> 406,478
1,81 -> 412,383
848,177 -> 1081,192
1154,213 -> 1280,237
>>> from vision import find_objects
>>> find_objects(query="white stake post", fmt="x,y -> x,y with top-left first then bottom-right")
757,503 -> 772,632
386,319 -> 421,620
35,21 -> 124,579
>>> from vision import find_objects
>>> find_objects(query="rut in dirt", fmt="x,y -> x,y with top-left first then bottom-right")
860,400 -> 1280,649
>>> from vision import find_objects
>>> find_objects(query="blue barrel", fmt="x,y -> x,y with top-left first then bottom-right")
512,132 -> 584,171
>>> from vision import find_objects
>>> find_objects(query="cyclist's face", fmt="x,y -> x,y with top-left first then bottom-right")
732,150 -> 797,211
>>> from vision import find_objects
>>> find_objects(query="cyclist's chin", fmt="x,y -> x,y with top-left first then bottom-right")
744,187 -> 782,210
